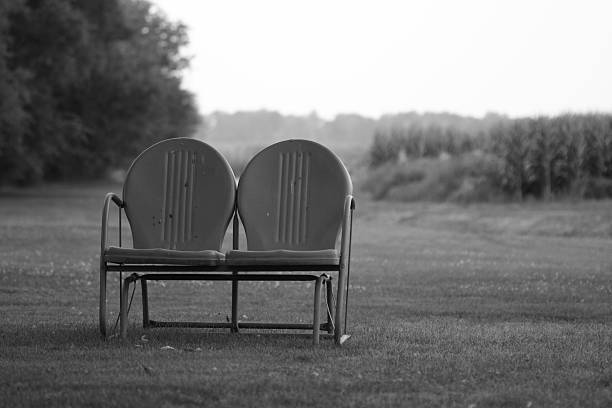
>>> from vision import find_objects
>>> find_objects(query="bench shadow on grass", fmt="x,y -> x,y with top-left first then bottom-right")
1,322 -> 335,350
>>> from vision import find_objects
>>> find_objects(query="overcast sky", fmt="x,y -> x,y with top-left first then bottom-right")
153,0 -> 612,119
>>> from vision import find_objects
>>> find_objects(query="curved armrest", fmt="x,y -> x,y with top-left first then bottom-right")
100,193 -> 124,256
339,194 -> 355,262
335,194 -> 355,342
99,193 -> 123,337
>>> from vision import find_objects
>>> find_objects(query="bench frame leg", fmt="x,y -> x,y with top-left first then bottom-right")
99,265 -> 107,338
326,277 -> 334,334
231,276 -> 239,333
120,277 -> 129,339
141,279 -> 149,328
116,272 -> 332,345
313,275 -> 324,345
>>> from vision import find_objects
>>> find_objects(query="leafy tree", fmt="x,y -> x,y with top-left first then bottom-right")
0,0 -> 199,185
0,0 -> 30,184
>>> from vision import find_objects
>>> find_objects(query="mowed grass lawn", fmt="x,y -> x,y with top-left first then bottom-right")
1,183 -> 612,407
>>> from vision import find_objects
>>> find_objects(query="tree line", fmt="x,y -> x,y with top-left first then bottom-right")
0,0 -> 199,185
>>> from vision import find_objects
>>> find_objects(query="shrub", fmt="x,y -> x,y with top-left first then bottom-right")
362,153 -> 504,202
368,130 -> 404,167
361,162 -> 425,200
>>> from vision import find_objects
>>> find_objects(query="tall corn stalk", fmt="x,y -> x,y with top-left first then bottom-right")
491,120 -> 530,200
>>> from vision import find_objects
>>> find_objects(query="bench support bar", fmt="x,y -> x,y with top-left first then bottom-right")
120,272 -> 334,345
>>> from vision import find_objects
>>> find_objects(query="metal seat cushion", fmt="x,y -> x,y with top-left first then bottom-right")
105,246 -> 225,266
226,249 -> 339,266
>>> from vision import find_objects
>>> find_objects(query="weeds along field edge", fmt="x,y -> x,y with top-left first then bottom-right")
365,114 -> 612,202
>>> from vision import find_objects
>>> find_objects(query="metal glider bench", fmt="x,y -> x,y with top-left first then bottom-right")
99,138 -> 355,345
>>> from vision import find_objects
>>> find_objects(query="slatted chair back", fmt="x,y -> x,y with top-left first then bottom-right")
123,138 -> 235,251
237,139 -> 352,251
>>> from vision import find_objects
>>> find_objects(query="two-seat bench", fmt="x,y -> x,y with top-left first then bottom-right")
100,138 -> 354,345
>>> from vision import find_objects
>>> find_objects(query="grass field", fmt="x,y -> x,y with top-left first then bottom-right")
1,183 -> 612,407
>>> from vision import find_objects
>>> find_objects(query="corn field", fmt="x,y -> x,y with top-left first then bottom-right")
368,114 -> 612,200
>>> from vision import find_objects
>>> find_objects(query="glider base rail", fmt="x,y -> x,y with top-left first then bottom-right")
147,320 -> 333,331
118,272 -> 335,345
